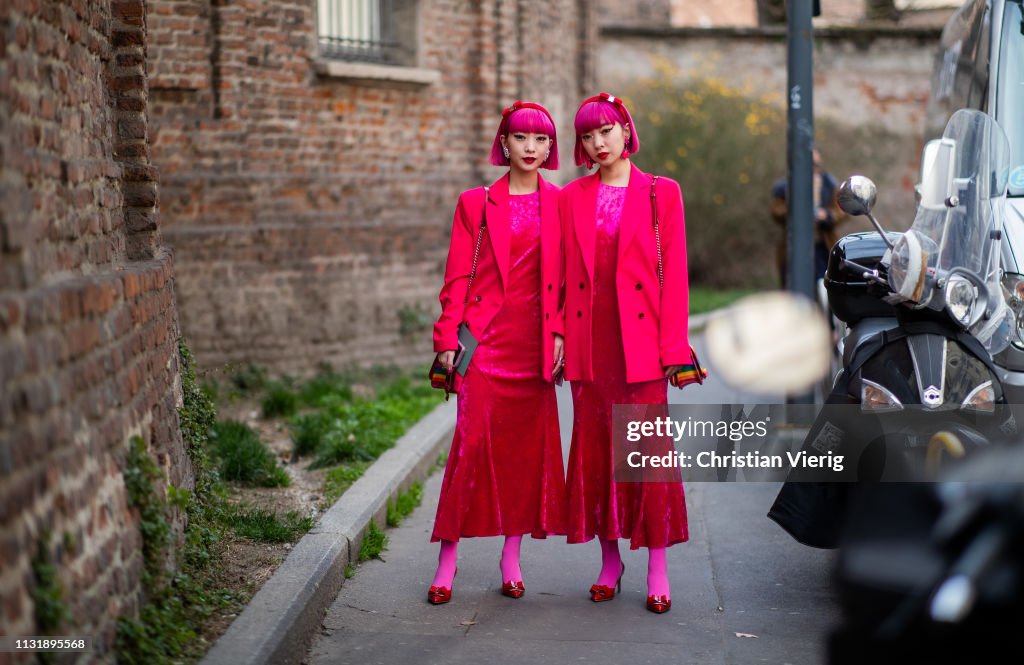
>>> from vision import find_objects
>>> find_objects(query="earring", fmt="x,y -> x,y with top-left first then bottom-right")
622,148 -> 630,159
544,150 -> 550,162
503,146 -> 510,159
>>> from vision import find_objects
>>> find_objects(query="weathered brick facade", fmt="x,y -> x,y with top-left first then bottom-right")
1,1 -> 190,661
148,0 -> 596,375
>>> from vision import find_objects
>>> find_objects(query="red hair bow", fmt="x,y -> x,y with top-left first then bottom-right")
580,91 -> 625,108
502,100 -> 550,117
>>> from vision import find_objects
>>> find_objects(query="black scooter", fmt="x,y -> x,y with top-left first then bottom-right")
768,109 -> 1018,548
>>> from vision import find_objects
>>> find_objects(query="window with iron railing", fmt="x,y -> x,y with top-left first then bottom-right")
317,0 -> 401,63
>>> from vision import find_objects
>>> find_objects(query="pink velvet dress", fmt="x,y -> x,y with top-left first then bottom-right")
566,183 -> 689,549
432,191 -> 568,542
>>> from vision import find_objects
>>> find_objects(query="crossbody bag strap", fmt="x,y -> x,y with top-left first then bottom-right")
651,176 -> 663,289
463,186 -> 489,306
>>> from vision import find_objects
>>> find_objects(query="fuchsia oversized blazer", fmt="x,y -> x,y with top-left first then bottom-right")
433,172 -> 565,387
560,163 -> 690,383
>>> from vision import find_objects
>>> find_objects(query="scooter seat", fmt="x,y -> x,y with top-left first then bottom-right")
842,317 -> 900,369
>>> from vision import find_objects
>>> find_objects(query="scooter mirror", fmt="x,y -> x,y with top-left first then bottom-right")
918,137 -> 956,211
837,176 -> 878,217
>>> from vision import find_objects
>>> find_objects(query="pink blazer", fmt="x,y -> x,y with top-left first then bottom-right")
433,172 -> 565,385
560,163 -> 690,383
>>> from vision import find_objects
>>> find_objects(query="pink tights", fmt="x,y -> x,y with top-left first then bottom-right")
431,540 -> 458,588
432,535 -> 525,588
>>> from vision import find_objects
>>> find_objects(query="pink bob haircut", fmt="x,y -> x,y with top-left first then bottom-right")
489,100 -> 560,170
573,92 -> 640,168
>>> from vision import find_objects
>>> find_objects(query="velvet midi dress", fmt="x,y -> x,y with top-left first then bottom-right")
566,183 -> 689,550
432,191 -> 568,542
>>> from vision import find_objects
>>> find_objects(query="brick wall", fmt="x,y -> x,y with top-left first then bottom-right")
148,0 -> 595,376
0,1 -> 189,662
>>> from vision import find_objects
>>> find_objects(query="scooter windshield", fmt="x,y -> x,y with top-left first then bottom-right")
888,109 -> 1012,350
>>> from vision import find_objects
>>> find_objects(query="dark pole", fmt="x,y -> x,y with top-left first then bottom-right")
787,1 -> 815,402
786,2 -> 814,300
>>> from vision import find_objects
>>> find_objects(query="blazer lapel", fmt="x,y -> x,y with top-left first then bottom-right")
486,174 -> 511,291
617,163 -> 652,268
573,172 -> 601,283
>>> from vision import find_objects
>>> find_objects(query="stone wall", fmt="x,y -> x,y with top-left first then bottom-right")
596,25 -> 944,229
147,0 -> 596,376
0,1 -> 189,661
596,0 -> 957,29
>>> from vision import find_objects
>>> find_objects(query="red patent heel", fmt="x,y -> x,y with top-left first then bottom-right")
589,562 -> 625,602
500,558 -> 525,599
427,568 -> 457,605
646,594 -> 672,614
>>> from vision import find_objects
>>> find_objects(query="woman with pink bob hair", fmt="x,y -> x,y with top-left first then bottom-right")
428,101 -> 568,604
559,92 -> 690,614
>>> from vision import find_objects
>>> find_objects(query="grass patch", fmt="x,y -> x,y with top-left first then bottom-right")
323,462 -> 371,505
689,287 -> 758,315
290,411 -> 336,458
261,382 -> 299,419
310,376 -> 437,469
358,522 -> 388,562
387,482 -> 423,527
300,367 -> 354,407
209,420 -> 289,487
226,507 -> 313,543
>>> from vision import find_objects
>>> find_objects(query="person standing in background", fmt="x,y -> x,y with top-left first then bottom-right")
771,148 -> 847,287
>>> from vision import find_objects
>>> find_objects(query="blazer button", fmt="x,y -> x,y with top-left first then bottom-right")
579,282 -> 585,290
577,310 -> 582,318
545,313 -> 550,320
638,312 -> 645,319
548,283 -> 553,291
635,282 -> 643,290
475,295 -> 482,302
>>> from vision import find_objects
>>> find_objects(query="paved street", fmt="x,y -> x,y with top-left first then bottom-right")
307,335 -> 841,665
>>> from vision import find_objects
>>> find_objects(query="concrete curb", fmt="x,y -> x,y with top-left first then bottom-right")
199,399 -> 457,665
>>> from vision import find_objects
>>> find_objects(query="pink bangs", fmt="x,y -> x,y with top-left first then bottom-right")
573,98 -> 640,167
573,100 -> 626,135
508,107 -> 555,136
489,105 -> 559,170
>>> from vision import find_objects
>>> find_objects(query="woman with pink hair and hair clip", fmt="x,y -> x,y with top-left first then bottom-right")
560,92 -> 690,614
427,101 -> 568,605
